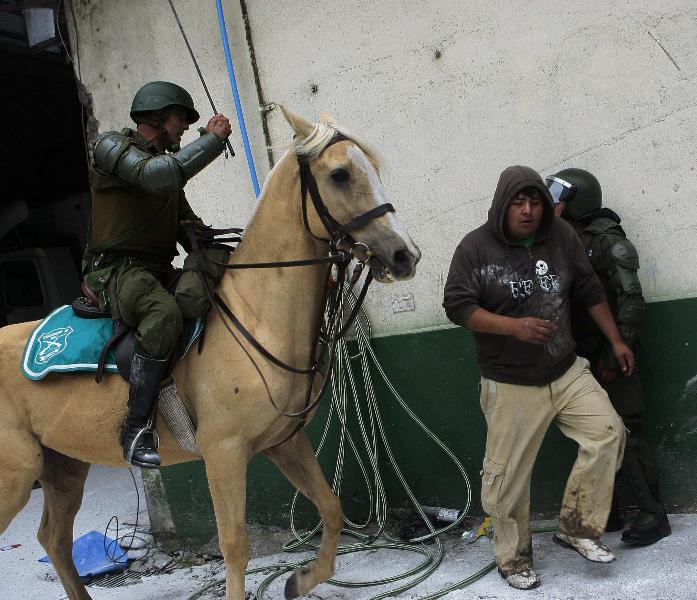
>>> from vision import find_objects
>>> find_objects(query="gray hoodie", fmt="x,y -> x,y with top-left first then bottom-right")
443,165 -> 605,386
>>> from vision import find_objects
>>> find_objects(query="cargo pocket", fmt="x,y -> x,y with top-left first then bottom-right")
480,457 -> 506,518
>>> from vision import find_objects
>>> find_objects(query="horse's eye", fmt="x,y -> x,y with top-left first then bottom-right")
330,168 -> 350,184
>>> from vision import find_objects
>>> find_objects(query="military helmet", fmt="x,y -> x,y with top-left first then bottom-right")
130,81 -> 200,125
545,168 -> 602,220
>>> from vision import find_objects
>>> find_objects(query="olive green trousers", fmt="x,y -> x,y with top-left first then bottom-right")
113,249 -> 228,360
479,356 -> 625,575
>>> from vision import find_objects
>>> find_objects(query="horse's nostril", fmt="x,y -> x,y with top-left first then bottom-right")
393,249 -> 412,266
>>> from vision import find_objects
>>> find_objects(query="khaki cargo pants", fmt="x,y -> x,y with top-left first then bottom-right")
479,356 -> 625,575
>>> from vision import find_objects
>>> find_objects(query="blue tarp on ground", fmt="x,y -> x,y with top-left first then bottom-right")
38,530 -> 129,578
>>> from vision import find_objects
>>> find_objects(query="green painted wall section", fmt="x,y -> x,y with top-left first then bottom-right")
160,297 -> 697,547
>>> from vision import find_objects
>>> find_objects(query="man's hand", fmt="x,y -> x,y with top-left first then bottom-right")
611,341 -> 635,377
511,317 -> 557,344
206,114 -> 232,140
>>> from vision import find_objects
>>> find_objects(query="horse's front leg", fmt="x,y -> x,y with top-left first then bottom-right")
202,439 -> 250,600
264,430 -> 343,599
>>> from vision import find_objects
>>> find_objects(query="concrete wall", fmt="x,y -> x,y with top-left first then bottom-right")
67,0 -> 697,544
71,0 -> 697,333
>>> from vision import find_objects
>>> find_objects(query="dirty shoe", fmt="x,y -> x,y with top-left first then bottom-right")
498,567 -> 541,590
553,533 -> 615,562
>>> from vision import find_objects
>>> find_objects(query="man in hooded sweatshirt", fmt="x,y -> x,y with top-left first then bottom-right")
443,165 -> 634,590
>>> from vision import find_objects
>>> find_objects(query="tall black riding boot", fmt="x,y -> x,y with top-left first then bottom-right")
120,352 -> 168,469
621,439 -> 671,545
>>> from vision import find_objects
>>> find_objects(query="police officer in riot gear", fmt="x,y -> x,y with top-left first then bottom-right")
547,168 -> 671,546
84,81 -> 232,468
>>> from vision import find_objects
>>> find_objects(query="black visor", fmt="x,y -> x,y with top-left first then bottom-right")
545,176 -> 576,205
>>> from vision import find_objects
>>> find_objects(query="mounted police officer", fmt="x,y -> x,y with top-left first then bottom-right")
84,81 -> 232,469
547,168 -> 671,546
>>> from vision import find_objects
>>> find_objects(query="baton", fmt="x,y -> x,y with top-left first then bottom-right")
168,0 -> 235,157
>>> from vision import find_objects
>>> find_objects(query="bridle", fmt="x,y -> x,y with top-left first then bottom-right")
188,132 -> 397,443
298,132 -> 395,250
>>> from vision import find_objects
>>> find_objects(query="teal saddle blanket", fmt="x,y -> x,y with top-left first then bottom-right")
22,305 -> 204,381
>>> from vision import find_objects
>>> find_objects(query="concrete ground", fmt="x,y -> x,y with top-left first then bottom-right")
1,465 -> 694,600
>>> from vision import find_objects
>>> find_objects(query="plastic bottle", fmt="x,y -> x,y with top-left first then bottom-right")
421,505 -> 462,523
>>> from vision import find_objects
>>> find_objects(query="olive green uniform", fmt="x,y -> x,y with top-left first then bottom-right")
91,79 -> 230,469
571,217 -> 645,415
570,216 -> 668,543
86,128 -> 227,359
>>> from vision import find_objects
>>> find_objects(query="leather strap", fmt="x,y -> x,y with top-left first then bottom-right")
95,320 -> 129,383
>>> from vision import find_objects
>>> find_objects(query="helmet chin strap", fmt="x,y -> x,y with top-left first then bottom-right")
158,115 -> 180,153
136,110 -> 179,152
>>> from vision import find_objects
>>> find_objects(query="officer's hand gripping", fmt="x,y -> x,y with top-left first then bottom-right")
206,114 -> 232,140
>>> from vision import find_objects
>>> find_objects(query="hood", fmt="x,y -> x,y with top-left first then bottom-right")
573,207 -> 621,225
487,165 -> 555,244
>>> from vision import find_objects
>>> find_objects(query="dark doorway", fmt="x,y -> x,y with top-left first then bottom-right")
0,2 -> 88,327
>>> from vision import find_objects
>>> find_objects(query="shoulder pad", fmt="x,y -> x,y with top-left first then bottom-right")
610,239 -> 639,269
138,154 -> 184,195
93,131 -> 132,174
585,217 -> 623,236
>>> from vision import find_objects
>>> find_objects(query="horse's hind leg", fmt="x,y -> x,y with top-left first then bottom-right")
0,432 -> 43,534
37,448 -> 92,600
264,431 -> 343,600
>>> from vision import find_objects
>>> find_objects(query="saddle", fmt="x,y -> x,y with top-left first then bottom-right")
71,270 -> 196,383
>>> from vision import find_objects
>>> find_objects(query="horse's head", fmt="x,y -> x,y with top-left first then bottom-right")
281,106 -> 420,282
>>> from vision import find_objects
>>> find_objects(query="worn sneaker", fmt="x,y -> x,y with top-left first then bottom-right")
553,533 -> 615,562
499,567 -> 541,590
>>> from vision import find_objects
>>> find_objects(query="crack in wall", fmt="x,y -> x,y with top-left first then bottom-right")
647,30 -> 681,72
540,101 -> 697,173
416,101 -> 697,231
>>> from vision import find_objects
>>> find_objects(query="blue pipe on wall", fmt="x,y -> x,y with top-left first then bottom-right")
215,0 -> 261,198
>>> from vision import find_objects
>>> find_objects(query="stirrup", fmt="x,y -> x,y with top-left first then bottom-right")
124,413 -> 160,467
124,426 -> 160,463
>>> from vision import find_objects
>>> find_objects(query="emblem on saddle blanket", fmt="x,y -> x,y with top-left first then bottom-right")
35,326 -> 74,364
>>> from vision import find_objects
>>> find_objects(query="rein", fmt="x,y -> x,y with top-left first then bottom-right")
187,133 -> 392,431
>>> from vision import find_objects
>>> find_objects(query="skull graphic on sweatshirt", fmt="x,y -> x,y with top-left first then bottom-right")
535,260 -> 548,276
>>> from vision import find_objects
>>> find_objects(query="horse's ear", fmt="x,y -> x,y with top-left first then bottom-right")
279,105 -> 315,140
319,111 -> 338,126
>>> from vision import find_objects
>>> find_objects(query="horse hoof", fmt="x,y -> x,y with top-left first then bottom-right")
284,573 -> 299,599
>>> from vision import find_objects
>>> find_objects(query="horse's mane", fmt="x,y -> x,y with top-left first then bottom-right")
293,123 -> 381,167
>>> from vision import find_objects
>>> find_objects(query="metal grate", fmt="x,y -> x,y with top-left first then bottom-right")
87,570 -> 142,588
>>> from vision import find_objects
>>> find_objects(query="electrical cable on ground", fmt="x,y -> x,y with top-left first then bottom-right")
102,468 -> 146,564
